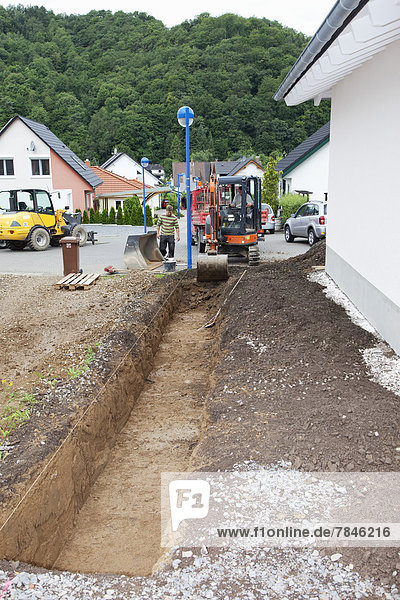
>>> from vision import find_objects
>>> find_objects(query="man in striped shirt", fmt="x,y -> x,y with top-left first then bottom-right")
156,204 -> 180,259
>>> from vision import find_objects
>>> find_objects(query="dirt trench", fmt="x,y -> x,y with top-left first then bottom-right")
0,274 -> 227,576
53,291 -> 217,576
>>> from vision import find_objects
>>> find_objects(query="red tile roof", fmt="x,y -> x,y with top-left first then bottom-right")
89,165 -> 151,195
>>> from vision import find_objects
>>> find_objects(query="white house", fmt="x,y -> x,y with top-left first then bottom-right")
0,115 -> 102,211
275,0 -> 400,354
101,152 -> 162,187
276,123 -> 330,202
212,157 -> 265,180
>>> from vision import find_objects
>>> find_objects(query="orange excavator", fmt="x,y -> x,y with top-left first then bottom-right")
196,175 -> 262,281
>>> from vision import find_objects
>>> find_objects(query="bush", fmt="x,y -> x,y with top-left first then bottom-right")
280,193 -> 305,225
94,209 -> 101,223
89,208 -> 95,224
109,206 -> 116,224
145,205 -> 153,226
123,207 -> 131,225
116,206 -> 123,225
101,208 -> 109,223
82,210 -> 89,224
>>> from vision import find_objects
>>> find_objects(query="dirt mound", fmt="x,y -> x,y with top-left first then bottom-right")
288,239 -> 326,267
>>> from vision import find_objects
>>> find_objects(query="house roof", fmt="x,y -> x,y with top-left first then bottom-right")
276,122 -> 330,175
213,157 -> 264,176
274,0 -> 400,106
88,165 -> 150,196
0,115 -> 103,189
101,152 -> 129,169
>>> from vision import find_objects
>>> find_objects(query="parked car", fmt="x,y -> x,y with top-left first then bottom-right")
284,201 -> 327,246
261,203 -> 275,234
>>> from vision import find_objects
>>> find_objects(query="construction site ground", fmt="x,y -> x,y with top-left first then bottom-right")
0,244 -> 400,599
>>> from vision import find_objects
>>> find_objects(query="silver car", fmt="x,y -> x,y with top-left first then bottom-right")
284,201 -> 327,246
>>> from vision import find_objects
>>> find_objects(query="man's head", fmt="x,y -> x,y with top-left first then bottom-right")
166,204 -> 173,215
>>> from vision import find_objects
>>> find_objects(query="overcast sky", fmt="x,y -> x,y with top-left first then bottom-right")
2,0 -> 337,36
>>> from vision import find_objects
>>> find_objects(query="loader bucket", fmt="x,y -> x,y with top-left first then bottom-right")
197,254 -> 229,282
123,232 -> 164,270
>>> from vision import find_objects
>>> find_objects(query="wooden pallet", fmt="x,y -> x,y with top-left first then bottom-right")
55,272 -> 100,290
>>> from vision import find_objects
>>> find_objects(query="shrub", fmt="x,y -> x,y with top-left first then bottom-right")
123,207 -> 131,225
94,209 -> 101,223
89,207 -> 95,224
116,206 -> 123,225
109,207 -> 116,224
101,208 -> 109,224
82,210 -> 89,224
145,205 -> 153,226
280,193 -> 305,225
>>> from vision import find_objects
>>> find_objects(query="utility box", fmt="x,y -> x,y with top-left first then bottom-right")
60,236 -> 80,275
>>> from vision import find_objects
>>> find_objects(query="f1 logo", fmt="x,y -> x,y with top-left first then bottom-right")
169,480 -> 210,531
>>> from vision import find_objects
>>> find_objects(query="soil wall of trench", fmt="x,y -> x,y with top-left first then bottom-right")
0,273 -> 193,568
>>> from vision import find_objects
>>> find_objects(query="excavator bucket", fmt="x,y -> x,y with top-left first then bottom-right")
123,232 -> 164,270
197,254 -> 229,282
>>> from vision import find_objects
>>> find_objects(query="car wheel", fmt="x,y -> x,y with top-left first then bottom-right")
71,225 -> 88,247
269,229 -> 275,234
29,228 -> 50,251
285,226 -> 294,243
308,228 -> 317,246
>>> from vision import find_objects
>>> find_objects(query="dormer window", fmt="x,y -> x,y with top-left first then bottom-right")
31,158 -> 50,176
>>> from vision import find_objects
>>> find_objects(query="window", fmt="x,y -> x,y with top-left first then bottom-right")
0,158 -> 14,176
31,158 -> 50,176
36,190 -> 53,215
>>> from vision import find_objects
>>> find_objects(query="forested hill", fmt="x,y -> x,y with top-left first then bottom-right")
0,6 -> 330,168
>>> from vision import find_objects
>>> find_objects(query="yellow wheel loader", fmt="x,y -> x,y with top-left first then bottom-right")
0,189 -> 87,251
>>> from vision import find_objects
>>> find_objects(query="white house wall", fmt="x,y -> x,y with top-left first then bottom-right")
283,142 -> 330,202
107,155 -> 159,186
0,119 -> 52,191
235,163 -> 264,178
327,38 -> 400,353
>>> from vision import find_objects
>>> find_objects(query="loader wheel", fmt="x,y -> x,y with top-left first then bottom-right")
0,240 -> 7,249
7,240 -> 26,251
50,237 -> 61,247
248,245 -> 260,266
71,225 -> 88,247
29,228 -> 50,251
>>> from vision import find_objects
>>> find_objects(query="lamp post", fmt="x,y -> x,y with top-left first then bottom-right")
141,157 -> 149,233
177,172 -> 184,218
177,106 -> 194,269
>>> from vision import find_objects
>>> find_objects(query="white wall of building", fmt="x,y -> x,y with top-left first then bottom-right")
283,142 -> 329,202
235,163 -> 264,178
0,119 -> 52,191
107,155 -> 160,187
327,38 -> 400,352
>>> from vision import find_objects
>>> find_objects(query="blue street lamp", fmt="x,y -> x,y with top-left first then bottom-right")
177,172 -> 184,218
177,106 -> 194,269
141,157 -> 149,233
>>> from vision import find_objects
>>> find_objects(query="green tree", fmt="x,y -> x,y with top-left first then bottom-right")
116,205 -> 123,225
82,209 -> 89,224
262,155 -> 282,213
145,204 -> 153,226
101,208 -> 109,223
89,207 -> 95,224
109,206 -> 116,224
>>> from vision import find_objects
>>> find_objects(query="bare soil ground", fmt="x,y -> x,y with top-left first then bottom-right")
0,271 -> 155,410
1,244 -> 400,598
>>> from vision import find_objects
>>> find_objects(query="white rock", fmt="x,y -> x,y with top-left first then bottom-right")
330,553 -> 342,562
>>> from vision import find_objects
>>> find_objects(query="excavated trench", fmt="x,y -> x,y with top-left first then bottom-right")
0,276 -> 227,577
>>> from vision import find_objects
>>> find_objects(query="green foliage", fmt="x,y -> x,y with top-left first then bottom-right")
145,204 -> 153,226
89,207 -> 95,224
262,155 -> 282,213
280,193 -> 305,225
82,209 -> 89,224
101,208 -> 109,223
0,379 -> 40,444
116,205 -> 123,225
0,7 -> 330,165
94,208 -> 101,223
109,206 -> 116,224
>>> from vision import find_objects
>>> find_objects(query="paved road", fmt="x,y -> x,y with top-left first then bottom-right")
0,214 -> 309,275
